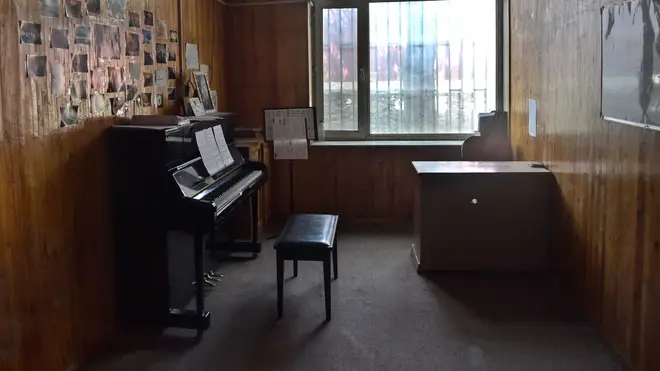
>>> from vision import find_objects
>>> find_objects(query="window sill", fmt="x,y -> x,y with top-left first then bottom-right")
310,140 -> 464,147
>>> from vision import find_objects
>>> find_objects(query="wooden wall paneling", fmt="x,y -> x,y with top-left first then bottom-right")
509,0 -> 660,369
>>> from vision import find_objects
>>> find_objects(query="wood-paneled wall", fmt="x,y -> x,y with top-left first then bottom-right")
0,1 -> 225,370
509,1 -> 660,370
225,2 -> 460,220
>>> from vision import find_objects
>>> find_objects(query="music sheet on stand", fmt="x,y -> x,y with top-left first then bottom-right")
212,126 -> 235,167
195,128 -> 225,175
273,115 -> 308,160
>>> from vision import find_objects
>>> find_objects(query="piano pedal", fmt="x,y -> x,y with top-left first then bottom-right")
205,273 -> 222,282
208,271 -> 223,279
203,278 -> 217,287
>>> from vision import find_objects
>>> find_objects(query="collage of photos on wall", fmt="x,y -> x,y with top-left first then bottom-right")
18,0 -> 190,128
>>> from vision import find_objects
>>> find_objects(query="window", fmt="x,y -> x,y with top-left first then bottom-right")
312,0 -> 502,140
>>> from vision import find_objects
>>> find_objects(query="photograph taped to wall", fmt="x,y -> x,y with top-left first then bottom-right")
601,0 -> 660,129
141,93 -> 152,107
167,88 -> 176,101
20,22 -> 42,45
51,62 -> 66,95
50,28 -> 69,49
129,11 -> 140,27
142,29 -> 152,44
108,0 -> 126,20
71,53 -> 88,73
154,93 -> 163,108
144,11 -> 154,26
87,0 -> 101,15
126,84 -> 138,101
128,62 -> 140,80
156,43 -> 167,63
144,71 -> 154,87
91,67 -> 108,91
155,68 -> 167,88
126,32 -> 140,56
168,66 -> 176,80
193,72 -> 213,111
168,49 -> 176,62
144,51 -> 154,66
74,25 -> 90,45
65,0 -> 82,19
91,93 -> 108,115
27,55 -> 47,78
94,24 -> 121,60
71,79 -> 88,100
156,20 -> 168,39
111,97 -> 126,115
41,0 -> 60,18
60,104 -> 79,126
169,30 -> 178,43
108,66 -> 126,92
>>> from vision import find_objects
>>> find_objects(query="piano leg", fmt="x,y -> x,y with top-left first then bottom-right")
250,192 -> 259,259
194,230 -> 205,339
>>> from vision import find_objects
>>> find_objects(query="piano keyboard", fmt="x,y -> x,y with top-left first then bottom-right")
213,170 -> 263,216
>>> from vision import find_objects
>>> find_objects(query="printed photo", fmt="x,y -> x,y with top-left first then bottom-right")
169,30 -> 178,43
50,28 -> 69,49
108,66 -> 126,93
91,93 -> 108,116
87,0 -> 101,15
60,105 -> 79,126
154,93 -> 163,108
142,29 -> 152,44
111,97 -> 126,115
167,88 -> 176,101
26,55 -> 47,78
144,11 -> 154,26
210,90 -> 218,111
156,21 -> 167,39
74,25 -> 90,45
128,11 -> 140,27
65,0 -> 82,19
168,49 -> 176,62
91,67 -> 107,91
71,79 -> 88,100
108,0 -> 126,20
94,24 -> 121,60
126,32 -> 140,57
144,51 -> 154,66
126,84 -> 138,101
71,54 -> 88,73
140,93 -> 151,107
20,22 -> 42,45
155,68 -> 167,88
51,62 -> 66,95
194,72 -> 213,111
156,43 -> 167,64
168,66 -> 176,80
143,72 -> 154,87
41,0 -> 60,18
128,62 -> 140,80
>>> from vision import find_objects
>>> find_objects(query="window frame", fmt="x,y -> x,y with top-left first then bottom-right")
310,0 -> 507,141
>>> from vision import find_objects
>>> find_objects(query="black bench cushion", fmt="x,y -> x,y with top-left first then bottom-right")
275,214 -> 339,250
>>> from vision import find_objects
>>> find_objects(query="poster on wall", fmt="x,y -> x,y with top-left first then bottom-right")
602,0 -> 660,130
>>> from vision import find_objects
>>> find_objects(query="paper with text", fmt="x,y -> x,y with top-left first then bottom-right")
288,108 -> 316,139
195,128 -> 225,175
212,125 -> 235,167
273,115 -> 308,160
264,109 -> 286,141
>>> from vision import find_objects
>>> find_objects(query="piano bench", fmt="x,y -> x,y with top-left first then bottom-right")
274,214 -> 339,322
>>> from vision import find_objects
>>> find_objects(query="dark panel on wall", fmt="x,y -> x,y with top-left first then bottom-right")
509,1 -> 660,370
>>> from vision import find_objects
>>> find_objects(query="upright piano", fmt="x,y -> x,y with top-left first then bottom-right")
108,114 -> 267,337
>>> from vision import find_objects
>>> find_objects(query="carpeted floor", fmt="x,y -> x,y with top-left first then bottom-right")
83,224 -> 622,371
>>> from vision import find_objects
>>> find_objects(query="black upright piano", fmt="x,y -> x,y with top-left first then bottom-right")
108,114 -> 267,337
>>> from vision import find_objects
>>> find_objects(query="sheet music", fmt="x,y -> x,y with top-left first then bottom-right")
195,128 -> 225,175
212,125 -> 235,167
264,109 -> 286,141
288,108 -> 316,139
273,115 -> 308,160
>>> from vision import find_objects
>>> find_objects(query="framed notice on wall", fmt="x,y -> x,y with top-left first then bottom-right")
601,0 -> 660,131
264,107 -> 317,141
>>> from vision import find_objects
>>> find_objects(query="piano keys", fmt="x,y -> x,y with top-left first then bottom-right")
108,113 -> 267,337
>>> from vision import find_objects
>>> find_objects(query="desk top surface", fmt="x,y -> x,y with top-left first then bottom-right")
413,161 -> 551,175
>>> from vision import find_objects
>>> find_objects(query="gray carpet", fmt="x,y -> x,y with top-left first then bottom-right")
83,225 -> 622,371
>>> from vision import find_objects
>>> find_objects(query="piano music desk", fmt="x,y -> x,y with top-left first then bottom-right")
412,161 -> 551,272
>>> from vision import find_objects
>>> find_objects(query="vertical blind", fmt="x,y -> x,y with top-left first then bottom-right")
322,0 -> 496,135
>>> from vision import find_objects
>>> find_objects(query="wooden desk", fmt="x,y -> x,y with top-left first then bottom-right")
412,161 -> 551,272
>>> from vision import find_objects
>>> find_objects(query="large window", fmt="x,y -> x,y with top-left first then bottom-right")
313,0 -> 501,139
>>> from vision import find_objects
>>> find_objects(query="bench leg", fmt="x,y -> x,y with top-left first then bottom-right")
323,253 -> 331,322
293,259 -> 298,277
277,253 -> 284,319
332,235 -> 338,280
